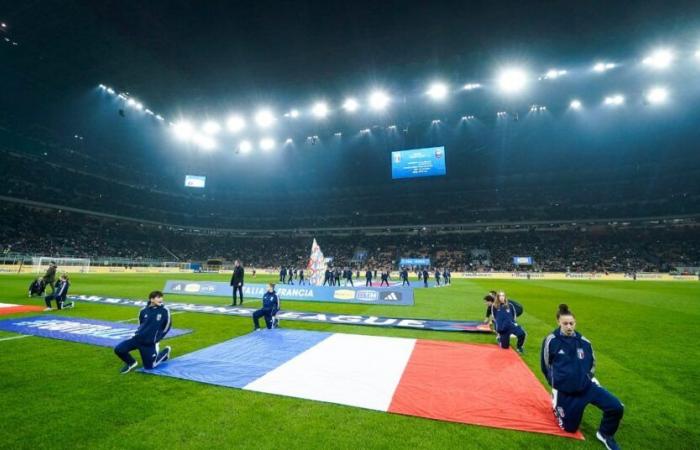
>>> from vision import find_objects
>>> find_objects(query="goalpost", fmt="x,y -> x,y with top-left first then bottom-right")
32,257 -> 91,274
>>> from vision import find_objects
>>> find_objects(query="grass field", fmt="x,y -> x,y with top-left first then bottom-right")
0,273 -> 698,449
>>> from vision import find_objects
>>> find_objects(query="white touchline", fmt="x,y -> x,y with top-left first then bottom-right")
0,335 -> 32,342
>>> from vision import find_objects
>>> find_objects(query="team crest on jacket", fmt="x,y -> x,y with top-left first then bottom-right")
577,348 -> 585,359
157,313 -> 162,321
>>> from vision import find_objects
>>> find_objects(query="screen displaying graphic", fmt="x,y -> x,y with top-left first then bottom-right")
391,146 -> 446,179
513,257 -> 534,265
185,175 -> 206,188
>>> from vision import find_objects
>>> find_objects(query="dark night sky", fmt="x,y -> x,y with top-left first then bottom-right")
4,0 -> 700,110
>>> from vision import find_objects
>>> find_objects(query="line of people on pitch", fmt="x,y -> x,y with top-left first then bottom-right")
323,267 -> 357,286
278,266 -> 310,285
482,290 -> 624,449
28,262 -> 75,310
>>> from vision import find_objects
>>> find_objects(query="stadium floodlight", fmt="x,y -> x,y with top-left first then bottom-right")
144,109 -> 154,115
342,98 -> 359,112
1,23 -> 6,28
127,98 -> 136,107
496,67 -> 528,94
133,102 -> 143,110
283,109 -> 300,118
570,99 -> 582,110
98,84 -> 106,89
106,87 -> 115,94
604,94 -> 625,106
426,82 -> 449,101
368,90 -> 390,110
155,114 -> 164,121
311,102 -> 329,118
643,49 -> 674,69
226,115 -> 246,133
646,86 -> 669,104
543,69 -> 567,79
496,111 -> 507,117
463,83 -> 481,90
593,62 -> 616,72
259,137 -> 275,150
172,120 -> 194,141
285,138 -> 294,144
238,140 -> 252,153
202,120 -> 221,135
360,128 -> 370,134
254,109 -> 275,128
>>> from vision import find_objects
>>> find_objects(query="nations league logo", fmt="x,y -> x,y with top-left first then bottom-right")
434,148 -> 443,159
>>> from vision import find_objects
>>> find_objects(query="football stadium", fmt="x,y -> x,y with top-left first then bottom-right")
1,2 -> 700,449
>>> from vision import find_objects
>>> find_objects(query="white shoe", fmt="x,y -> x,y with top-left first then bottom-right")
43,307 -> 52,311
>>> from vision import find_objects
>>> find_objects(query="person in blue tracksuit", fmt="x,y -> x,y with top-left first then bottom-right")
29,277 -> 45,297
114,291 -> 172,374
253,283 -> 280,330
541,304 -> 624,450
422,268 -> 429,287
43,274 -> 74,310
491,291 -> 526,353
365,269 -> 373,286
400,267 -> 410,286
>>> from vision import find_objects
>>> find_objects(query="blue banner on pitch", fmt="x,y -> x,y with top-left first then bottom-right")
0,315 -> 191,347
67,295 -> 493,333
163,280 -> 414,306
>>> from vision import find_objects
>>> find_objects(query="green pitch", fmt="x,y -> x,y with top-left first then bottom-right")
0,273 -> 698,449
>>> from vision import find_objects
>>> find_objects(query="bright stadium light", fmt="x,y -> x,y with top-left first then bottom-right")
172,120 -> 194,141
342,98 -> 359,112
226,115 -> 246,133
604,94 -> 625,106
285,138 -> 294,144
643,49 -> 674,69
593,62 -> 616,72
259,137 -> 275,151
106,87 -> 115,94
426,82 -> 449,101
543,69 -> 567,79
496,67 -> 528,94
283,109 -> 300,118
311,102 -> 329,118
254,109 -> 275,128
238,140 -> 252,154
202,120 -> 221,135
368,90 -> 390,110
463,83 -> 481,90
127,98 -> 136,107
98,84 -> 106,89
570,99 -> 582,110
646,86 -> 669,104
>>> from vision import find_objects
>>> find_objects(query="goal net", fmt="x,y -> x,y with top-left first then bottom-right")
32,257 -> 91,274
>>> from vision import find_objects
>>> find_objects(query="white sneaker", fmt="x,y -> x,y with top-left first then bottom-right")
43,307 -> 52,311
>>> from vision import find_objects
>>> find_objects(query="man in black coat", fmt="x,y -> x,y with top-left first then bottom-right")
230,260 -> 245,306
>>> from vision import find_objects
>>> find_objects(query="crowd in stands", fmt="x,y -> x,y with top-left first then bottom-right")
2,121 -> 699,230
2,202 -> 699,272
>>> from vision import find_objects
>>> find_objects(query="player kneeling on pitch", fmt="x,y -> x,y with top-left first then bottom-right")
491,291 -> 526,353
114,291 -> 172,374
253,283 -> 280,330
44,274 -> 74,310
541,304 -> 624,450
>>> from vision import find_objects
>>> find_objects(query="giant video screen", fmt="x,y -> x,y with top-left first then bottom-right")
391,146 -> 446,179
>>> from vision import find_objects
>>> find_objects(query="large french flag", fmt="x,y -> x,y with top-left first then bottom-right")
147,329 -> 582,439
